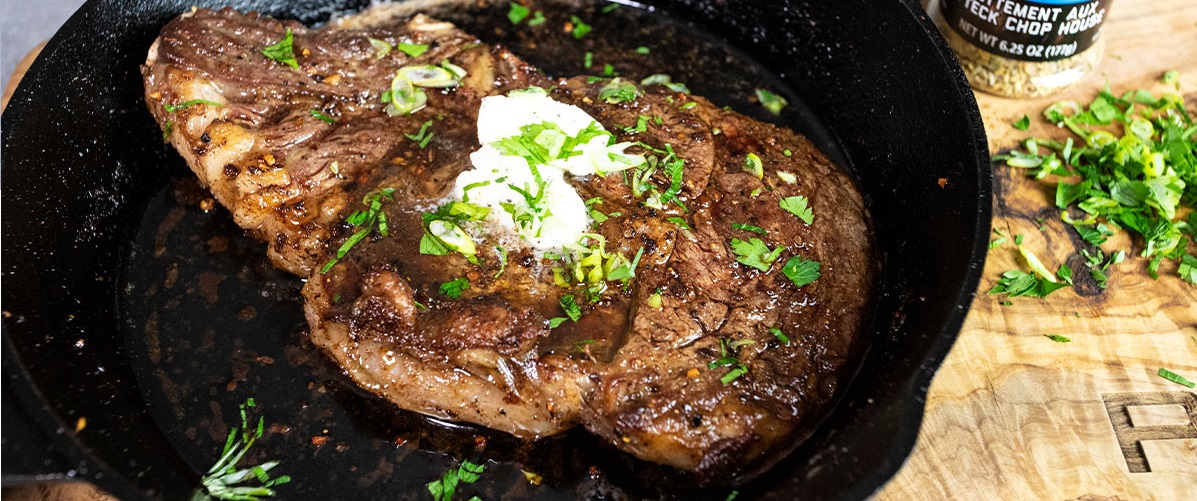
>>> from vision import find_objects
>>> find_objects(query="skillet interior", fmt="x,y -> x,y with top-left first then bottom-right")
0,0 -> 991,499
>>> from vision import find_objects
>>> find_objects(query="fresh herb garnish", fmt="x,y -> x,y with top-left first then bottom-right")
779,196 -> 814,224
405,120 -> 436,148
262,29 -> 298,68
598,78 -> 640,104
1013,114 -> 1030,130
769,328 -> 790,344
998,86 -> 1196,286
639,74 -> 690,94
528,11 -> 546,26
574,339 -> 596,353
1045,334 -> 1072,342
368,37 -> 391,58
163,99 -> 223,113
601,3 -> 620,13
742,152 -> 763,179
321,188 -> 397,273
988,270 -> 1069,298
439,278 -> 470,299
781,256 -> 820,287
667,217 -> 690,230
708,338 -> 750,385
583,51 -> 593,69
732,222 -> 767,235
193,398 -> 290,501
310,109 -> 335,124
729,238 -> 784,272
1158,368 -> 1195,388
507,3 -> 530,24
427,459 -> 485,501
420,202 -> 488,263
494,246 -> 508,278
396,42 -> 430,57
570,15 -> 592,38
635,46 -> 650,55
162,120 -> 173,141
755,88 -> 787,115
559,295 -> 582,322
548,317 -> 568,329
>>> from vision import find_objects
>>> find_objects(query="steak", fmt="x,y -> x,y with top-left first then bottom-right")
142,6 -> 876,479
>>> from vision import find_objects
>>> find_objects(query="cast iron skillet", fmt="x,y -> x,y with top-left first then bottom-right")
1,0 -> 991,499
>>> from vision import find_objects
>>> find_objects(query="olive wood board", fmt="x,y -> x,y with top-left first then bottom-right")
876,0 -> 1197,499
3,0 -> 1195,499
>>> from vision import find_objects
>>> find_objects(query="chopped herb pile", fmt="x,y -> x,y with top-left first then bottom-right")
708,337 -> 752,385
994,85 -> 1196,287
192,398 -> 290,501
439,278 -> 470,299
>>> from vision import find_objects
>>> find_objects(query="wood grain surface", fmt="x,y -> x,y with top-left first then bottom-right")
3,0 -> 1194,499
875,0 -> 1197,499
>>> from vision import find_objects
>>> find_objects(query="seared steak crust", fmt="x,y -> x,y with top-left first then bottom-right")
143,7 -> 875,478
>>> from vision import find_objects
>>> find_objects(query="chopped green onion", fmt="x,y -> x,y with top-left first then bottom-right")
743,152 -> 763,179
1158,368 -> 1195,388
310,109 -> 334,124
163,99 -> 224,113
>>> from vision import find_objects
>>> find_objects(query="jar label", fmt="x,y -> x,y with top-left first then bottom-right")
940,0 -> 1111,62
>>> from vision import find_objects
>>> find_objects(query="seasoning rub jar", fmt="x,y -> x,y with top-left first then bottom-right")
931,0 -> 1113,97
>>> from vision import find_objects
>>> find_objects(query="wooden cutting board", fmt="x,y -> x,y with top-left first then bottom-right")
3,0 -> 1194,499
876,0 -> 1197,498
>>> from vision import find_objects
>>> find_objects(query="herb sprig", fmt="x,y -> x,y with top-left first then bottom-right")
191,398 -> 290,501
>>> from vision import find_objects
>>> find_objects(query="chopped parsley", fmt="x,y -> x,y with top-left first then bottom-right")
755,88 -> 787,115
559,295 -> 582,322
1013,114 -> 1030,130
1158,368 -> 1195,388
779,196 -> 814,224
996,86 -> 1196,287
732,222 -> 767,235
396,42 -> 430,57
570,15 -> 592,38
262,29 -> 298,68
163,99 -> 223,113
1045,334 -> 1072,343
583,51 -> 593,69
405,120 -> 436,148
310,109 -> 335,124
781,256 -> 820,287
988,270 -> 1068,298
493,246 -> 508,278
439,278 -> 470,299
598,78 -> 641,104
639,74 -> 690,94
729,238 -> 784,272
770,328 -> 790,344
321,188 -> 396,273
193,398 -> 290,500
548,317 -> 568,329
679,101 -> 697,110
635,46 -> 650,55
162,120 -> 173,141
602,3 -> 620,13
507,3 -> 530,24
427,459 -> 485,501
708,338 -> 750,385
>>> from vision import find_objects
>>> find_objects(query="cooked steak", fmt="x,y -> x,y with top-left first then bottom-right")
142,6 -> 876,479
